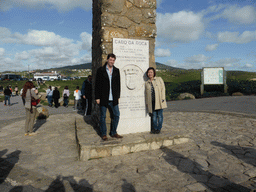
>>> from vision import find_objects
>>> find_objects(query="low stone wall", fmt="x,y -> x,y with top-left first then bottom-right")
75,115 -> 190,161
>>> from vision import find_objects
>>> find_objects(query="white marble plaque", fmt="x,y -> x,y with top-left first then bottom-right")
113,38 -> 150,134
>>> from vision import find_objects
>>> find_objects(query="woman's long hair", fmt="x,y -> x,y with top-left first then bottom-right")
22,81 -> 35,98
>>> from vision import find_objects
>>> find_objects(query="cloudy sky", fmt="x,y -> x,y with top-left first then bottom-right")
0,0 -> 255,72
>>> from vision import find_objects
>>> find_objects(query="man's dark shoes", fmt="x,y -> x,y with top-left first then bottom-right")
155,130 -> 161,134
111,134 -> 123,139
150,129 -> 156,134
102,135 -> 108,141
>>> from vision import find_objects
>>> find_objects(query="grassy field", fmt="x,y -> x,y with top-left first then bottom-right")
0,95 -> 4,102
1,69 -> 256,102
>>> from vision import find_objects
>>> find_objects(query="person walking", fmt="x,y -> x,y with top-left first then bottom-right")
0,85 -> 3,93
46,86 -> 53,107
4,86 -> 12,106
20,88 -> 25,105
22,81 -> 41,136
73,86 -> 81,111
62,86 -> 70,107
95,53 -> 122,141
14,86 -> 19,96
145,67 -> 167,134
52,87 -> 60,108
81,75 -> 92,116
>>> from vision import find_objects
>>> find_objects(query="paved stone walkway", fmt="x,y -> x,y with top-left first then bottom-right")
167,96 -> 256,116
0,96 -> 75,129
1,96 -> 256,191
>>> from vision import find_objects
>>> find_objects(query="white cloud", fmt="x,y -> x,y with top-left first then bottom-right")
213,58 -> 241,68
0,0 -> 92,12
217,30 -> 256,44
71,53 -> 91,64
0,28 -> 74,47
15,51 -> 30,60
244,64 -> 253,68
21,30 -> 73,47
202,4 -> 256,25
80,32 -> 92,51
157,11 -> 205,43
205,44 -> 218,51
222,5 -> 256,25
0,28 -> 92,71
155,48 -> 171,57
185,54 -> 211,63
165,59 -> 178,66
0,48 -> 5,56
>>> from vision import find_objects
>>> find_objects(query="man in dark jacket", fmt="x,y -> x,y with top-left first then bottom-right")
52,87 -> 60,108
81,75 -> 92,116
4,86 -> 12,106
95,53 -> 122,141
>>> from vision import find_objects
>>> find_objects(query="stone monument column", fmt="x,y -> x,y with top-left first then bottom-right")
92,0 -> 157,134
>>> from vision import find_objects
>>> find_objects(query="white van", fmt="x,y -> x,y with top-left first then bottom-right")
42,76 -> 49,81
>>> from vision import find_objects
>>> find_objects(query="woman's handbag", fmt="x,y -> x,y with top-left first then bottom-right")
31,90 -> 40,106
31,98 -> 40,106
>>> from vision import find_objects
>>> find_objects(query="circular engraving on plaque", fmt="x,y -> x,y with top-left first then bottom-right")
122,64 -> 144,90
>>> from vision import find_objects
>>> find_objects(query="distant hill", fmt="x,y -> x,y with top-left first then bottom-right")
156,62 -> 185,70
40,62 -> 183,71
43,63 -> 92,71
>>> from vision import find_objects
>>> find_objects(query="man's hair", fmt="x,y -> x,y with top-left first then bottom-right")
76,86 -> 79,89
146,67 -> 156,77
64,86 -> 68,89
107,53 -> 116,60
88,75 -> 92,78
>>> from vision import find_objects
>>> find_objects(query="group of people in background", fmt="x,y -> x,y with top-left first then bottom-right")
45,75 -> 92,116
46,86 -> 60,108
2,85 -> 20,106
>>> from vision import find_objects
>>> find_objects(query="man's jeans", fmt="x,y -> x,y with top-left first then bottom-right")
47,96 -> 53,106
64,97 -> 69,106
4,95 -> 10,106
152,109 -> 163,131
100,102 -> 120,136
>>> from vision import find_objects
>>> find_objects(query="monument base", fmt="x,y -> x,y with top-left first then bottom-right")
117,117 -> 150,135
76,115 -> 190,161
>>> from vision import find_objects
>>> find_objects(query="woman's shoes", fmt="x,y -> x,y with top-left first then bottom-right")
28,132 -> 37,136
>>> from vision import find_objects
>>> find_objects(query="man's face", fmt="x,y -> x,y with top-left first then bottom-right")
107,57 -> 116,68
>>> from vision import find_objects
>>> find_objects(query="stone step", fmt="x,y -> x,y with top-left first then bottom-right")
75,115 -> 190,161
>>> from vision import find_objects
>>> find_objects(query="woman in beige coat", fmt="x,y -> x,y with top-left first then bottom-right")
22,81 -> 40,136
145,67 -> 167,134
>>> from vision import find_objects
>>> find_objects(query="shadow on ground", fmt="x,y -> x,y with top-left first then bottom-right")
161,147 -> 251,191
0,149 -> 21,184
45,175 -> 93,192
33,119 -> 47,132
211,141 -> 256,167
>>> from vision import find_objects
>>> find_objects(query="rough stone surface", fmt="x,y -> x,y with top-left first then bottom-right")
178,93 -> 196,100
2,97 -> 256,191
36,106 -> 49,118
92,0 -> 156,75
186,183 -> 207,191
232,92 -> 244,96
